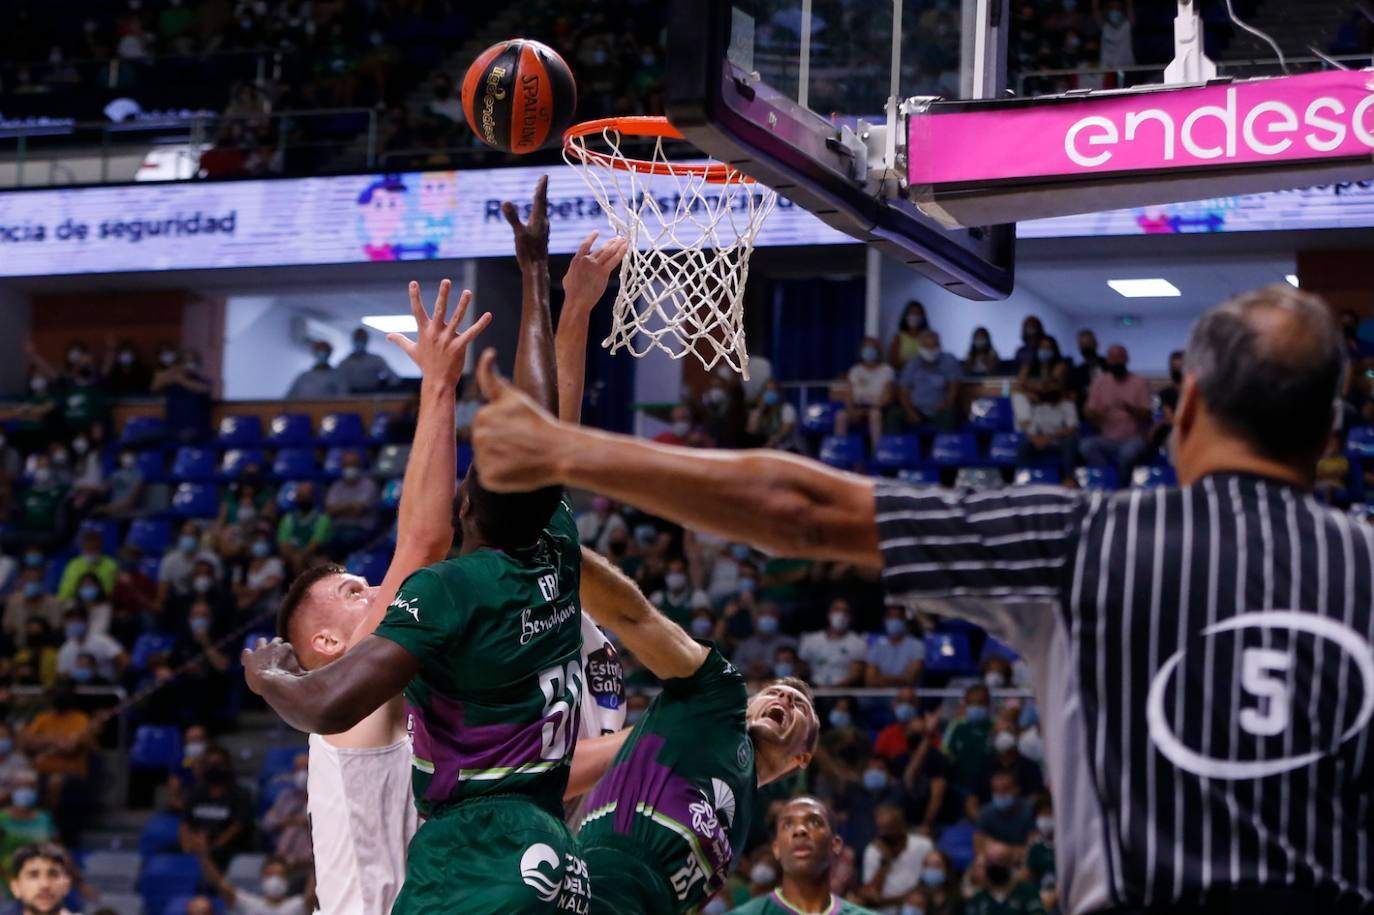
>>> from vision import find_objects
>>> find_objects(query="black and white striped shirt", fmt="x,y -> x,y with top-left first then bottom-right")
875,475 -> 1374,914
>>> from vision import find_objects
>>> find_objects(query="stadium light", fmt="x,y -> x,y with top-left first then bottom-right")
1286,274 -> 1300,287
362,315 -> 419,334
1108,279 -> 1181,298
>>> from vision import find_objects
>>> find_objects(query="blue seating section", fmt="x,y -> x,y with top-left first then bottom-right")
216,415 -> 262,447
134,450 -> 167,482
872,435 -> 923,472
800,402 -> 842,436
272,448 -> 318,481
138,855 -> 200,915
129,725 -> 182,772
896,467 -> 940,486
1076,466 -> 1120,491
266,414 -> 313,447
1348,426 -> 1374,458
323,447 -> 368,479
347,549 -> 391,586
988,432 -> 1024,466
923,631 -> 976,675
318,412 -> 366,446
138,815 -> 183,858
930,433 -> 977,467
1014,466 -> 1061,486
968,397 -> 1013,432
171,447 -> 216,482
818,435 -> 865,470
370,413 -> 397,443
131,633 -> 177,671
1132,465 -> 1177,489
170,483 -> 219,518
120,416 -> 166,448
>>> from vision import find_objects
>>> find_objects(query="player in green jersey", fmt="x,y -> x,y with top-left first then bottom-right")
244,178 -> 621,914
727,796 -> 879,915
574,549 -> 822,915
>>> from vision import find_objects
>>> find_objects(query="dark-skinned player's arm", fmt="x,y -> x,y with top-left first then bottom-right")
502,174 -> 559,413
470,351 -> 882,569
555,231 -> 629,423
579,547 -> 708,680
358,281 -> 492,639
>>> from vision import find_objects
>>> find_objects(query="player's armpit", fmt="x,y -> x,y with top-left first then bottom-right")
564,728 -> 630,799
245,635 -> 419,736
579,547 -> 707,680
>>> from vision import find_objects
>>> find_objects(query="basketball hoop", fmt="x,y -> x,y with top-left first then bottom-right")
563,116 -> 777,380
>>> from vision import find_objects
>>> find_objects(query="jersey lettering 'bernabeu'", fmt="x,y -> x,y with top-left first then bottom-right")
374,501 -> 584,819
580,647 -> 758,914
874,475 -> 1374,915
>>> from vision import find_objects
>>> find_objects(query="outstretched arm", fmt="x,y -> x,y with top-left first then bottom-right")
556,232 -> 629,423
580,547 -> 709,680
243,635 -> 418,736
503,175 -> 558,414
473,352 -> 881,568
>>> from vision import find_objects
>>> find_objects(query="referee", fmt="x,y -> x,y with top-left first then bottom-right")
471,284 -> 1371,915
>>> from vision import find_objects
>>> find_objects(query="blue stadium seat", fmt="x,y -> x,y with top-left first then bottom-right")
380,479 -> 402,511
347,549 -> 391,586
266,414 -> 313,447
1014,467 -> 1061,486
937,820 -> 977,873
968,397 -> 1013,433
163,898 -> 225,915
82,519 -> 120,556
137,856 -> 200,915
981,637 -> 1021,663
896,467 -> 940,486
1348,426 -> 1374,458
276,480 -> 305,513
219,448 -> 267,480
322,447 -> 368,479
800,402 -> 842,436
318,412 -> 366,446
131,633 -> 177,671
119,416 -> 166,449
872,435 -> 923,472
954,467 -> 1003,491
139,556 -> 162,583
818,435 -> 865,470
373,445 -> 411,479
988,432 -> 1024,466
215,415 -> 262,447
170,447 -> 216,482
370,413 -> 397,443
272,448 -> 318,481
923,632 -> 976,675
457,442 -> 473,479
138,815 -> 183,858
1132,465 -> 1177,489
260,746 -> 303,783
129,725 -> 183,772
170,482 -> 220,518
930,433 -> 977,467
1075,467 -> 1120,491
135,449 -> 167,483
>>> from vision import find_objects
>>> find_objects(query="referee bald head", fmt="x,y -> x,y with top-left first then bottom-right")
1175,283 -> 1345,483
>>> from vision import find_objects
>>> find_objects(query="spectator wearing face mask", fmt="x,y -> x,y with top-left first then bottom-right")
324,451 -> 378,556
966,840 -> 1046,915
576,496 -> 628,556
837,337 -> 897,445
194,839 -> 307,915
4,456 -> 66,552
178,746 -> 252,868
963,326 -> 1002,377
0,724 -> 34,808
152,348 -> 213,445
898,330 -> 961,431
11,367 -> 60,455
704,542 -> 752,605
19,685 -> 94,839
872,688 -> 922,762
286,341 -> 346,400
898,710 -> 960,834
943,685 -> 995,792
1012,316 -> 1046,367
647,556 -> 710,631
912,849 -> 960,915
65,573 -> 113,638
1080,343 -> 1154,481
1095,0 -> 1135,72
731,601 -> 796,681
744,852 -> 781,902
865,607 -> 925,687
1014,335 -> 1066,401
653,403 -> 713,448
90,447 -> 144,519
856,804 -> 932,915
974,770 -> 1036,853
336,328 -> 396,394
1013,364 -> 1079,481
799,598 -> 868,689
172,600 -> 232,716
815,698 -> 871,794
102,339 -> 152,397
231,526 -> 285,616
56,529 -> 115,602
1066,329 -> 1104,411
971,720 -> 1044,817
1026,795 -> 1056,889
165,723 -> 211,814
54,607 -> 124,681
276,482 -> 330,574
13,618 -> 59,687
747,381 -> 802,453
889,301 -> 930,370
57,347 -> 109,438
4,563 -> 63,642
0,773 -> 55,875
261,753 -> 311,873
772,645 -> 807,683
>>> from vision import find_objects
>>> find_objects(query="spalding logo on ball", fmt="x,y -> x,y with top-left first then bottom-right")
462,39 -> 577,154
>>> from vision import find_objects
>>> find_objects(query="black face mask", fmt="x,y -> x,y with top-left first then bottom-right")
1108,363 -> 1128,379
986,864 -> 1012,886
1345,325 -> 1358,339
609,541 -> 628,557
1080,347 -> 1097,360
1042,390 -> 1062,404
1170,369 -> 1183,385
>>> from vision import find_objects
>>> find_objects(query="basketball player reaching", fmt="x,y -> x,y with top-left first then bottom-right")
726,796 -> 878,915
573,545 -> 821,915
245,177 -> 623,914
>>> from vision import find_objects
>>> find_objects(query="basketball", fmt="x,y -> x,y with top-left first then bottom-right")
461,38 -> 577,155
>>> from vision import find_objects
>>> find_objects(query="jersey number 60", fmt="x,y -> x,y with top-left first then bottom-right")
538,660 -> 584,761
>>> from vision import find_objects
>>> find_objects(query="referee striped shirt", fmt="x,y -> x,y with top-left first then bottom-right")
875,474 -> 1374,915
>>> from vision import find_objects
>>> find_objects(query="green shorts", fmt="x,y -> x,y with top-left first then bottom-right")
582,835 -> 678,915
393,795 -> 591,915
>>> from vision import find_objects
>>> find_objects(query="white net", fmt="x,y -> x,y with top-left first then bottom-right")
564,123 -> 777,380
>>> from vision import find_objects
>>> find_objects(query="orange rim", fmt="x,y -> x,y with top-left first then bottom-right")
563,116 -> 750,184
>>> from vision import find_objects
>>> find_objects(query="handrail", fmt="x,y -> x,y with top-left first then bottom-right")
1015,52 -> 1374,95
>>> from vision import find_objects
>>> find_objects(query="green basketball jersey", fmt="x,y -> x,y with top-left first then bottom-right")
580,646 -> 757,914
373,500 -> 584,820
726,890 -> 879,915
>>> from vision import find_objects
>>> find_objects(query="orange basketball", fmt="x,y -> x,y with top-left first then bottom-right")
461,39 -> 578,154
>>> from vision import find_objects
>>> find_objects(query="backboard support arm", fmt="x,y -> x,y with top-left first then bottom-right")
1164,0 -> 1218,84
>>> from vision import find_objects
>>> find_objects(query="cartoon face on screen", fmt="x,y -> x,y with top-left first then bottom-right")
417,171 -> 458,220
357,176 -> 408,261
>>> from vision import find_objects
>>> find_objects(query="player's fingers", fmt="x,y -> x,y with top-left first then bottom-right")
501,200 -> 522,232
476,348 -> 509,401
407,281 -> 427,324
385,333 -> 416,356
574,231 -> 598,260
447,289 -> 472,332
533,175 -> 549,220
458,311 -> 494,348
255,637 -> 269,650
596,237 -> 630,270
432,279 -> 452,327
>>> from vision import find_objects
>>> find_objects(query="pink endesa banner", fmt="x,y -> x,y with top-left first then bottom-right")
907,70 -> 1374,186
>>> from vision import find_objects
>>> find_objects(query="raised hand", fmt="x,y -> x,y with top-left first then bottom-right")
242,637 -> 304,696
471,348 -> 565,491
501,174 -> 551,269
562,231 -> 630,313
386,279 -> 493,388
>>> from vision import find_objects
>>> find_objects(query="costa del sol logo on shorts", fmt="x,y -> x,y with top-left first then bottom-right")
1146,610 -> 1374,780
519,843 -> 562,902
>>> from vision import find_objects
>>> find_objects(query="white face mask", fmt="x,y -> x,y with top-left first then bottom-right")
985,671 -> 1006,689
1036,815 -> 1055,837
261,875 -> 290,899
829,611 -> 849,631
993,731 -> 1017,754
749,863 -> 776,886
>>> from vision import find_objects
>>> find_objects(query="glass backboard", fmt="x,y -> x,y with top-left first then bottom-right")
666,0 -> 1016,299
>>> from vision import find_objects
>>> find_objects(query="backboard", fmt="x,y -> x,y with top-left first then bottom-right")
666,0 -> 1017,300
